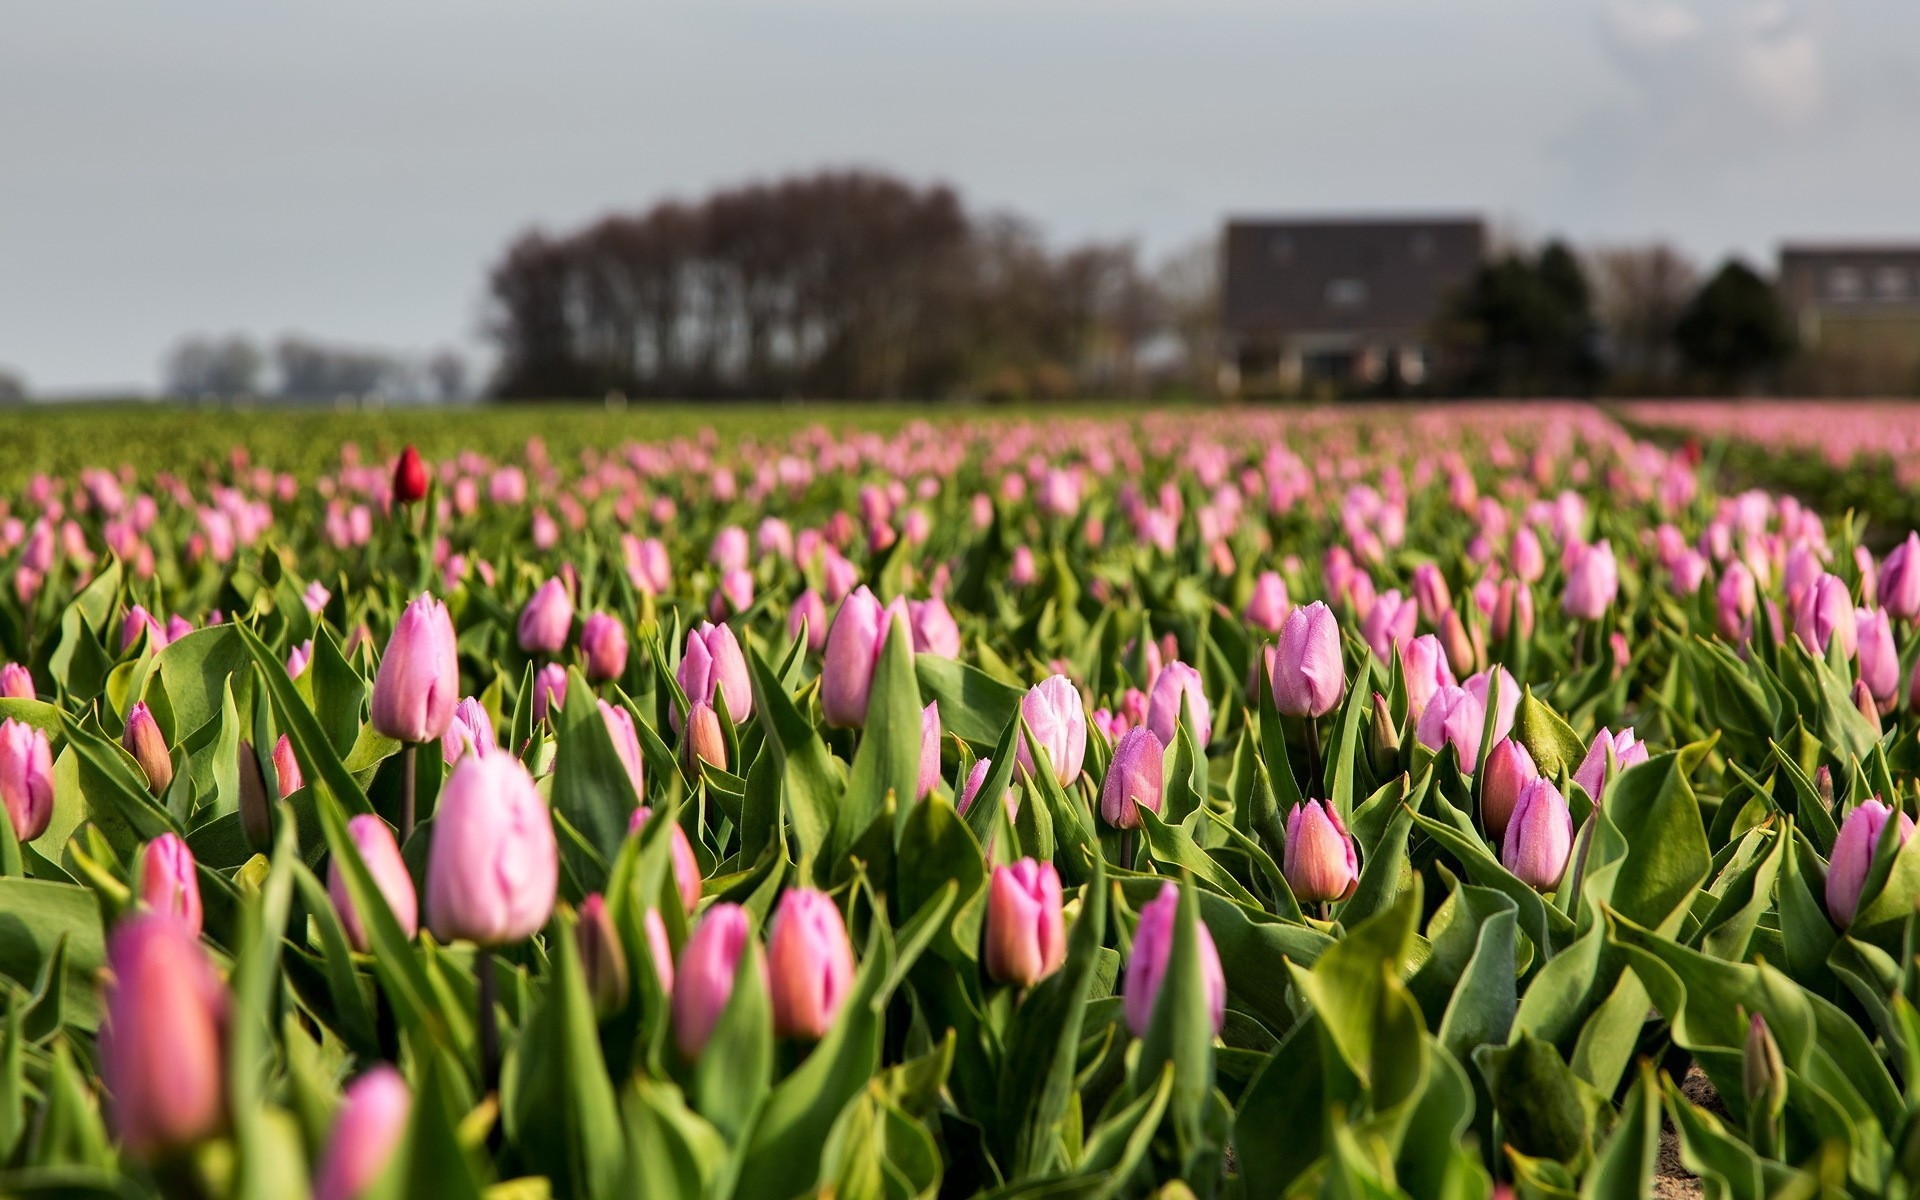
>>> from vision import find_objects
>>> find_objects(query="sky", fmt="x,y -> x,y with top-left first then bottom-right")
3,0 -> 1918,396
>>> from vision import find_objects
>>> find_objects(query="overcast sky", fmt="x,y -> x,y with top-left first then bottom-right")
3,0 -> 1917,395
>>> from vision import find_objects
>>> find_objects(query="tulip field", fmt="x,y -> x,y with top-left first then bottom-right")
8,400 -> 1920,1199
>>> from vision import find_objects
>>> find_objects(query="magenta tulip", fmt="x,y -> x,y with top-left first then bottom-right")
100,914 -> 228,1159
1274,601 -> 1344,718
985,859 -> 1065,986
580,612 -> 629,683
328,814 -> 419,951
531,662 -> 568,722
371,594 -> 459,743
0,717 -> 53,843
673,903 -> 762,1059
426,754 -> 558,945
767,888 -> 856,1040
1100,726 -> 1165,829
313,1066 -> 410,1200
141,832 -> 202,936
1123,882 -> 1225,1037
1793,573 -> 1855,657
1828,798 -> 1915,927
517,577 -> 574,655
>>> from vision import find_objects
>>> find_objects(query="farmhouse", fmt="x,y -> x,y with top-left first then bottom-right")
1218,215 -> 1485,394
1779,243 -> 1920,393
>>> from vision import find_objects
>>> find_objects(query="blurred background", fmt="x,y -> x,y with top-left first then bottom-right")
3,0 -> 1919,405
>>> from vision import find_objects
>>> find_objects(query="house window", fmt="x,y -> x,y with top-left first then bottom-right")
1875,267 -> 1909,299
1326,278 -> 1369,308
1828,266 -> 1863,301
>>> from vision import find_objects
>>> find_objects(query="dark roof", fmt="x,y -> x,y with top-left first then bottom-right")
1222,216 -> 1485,337
1779,244 -> 1920,310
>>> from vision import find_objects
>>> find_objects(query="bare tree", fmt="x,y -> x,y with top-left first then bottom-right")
163,334 -> 264,398
1591,243 -> 1698,391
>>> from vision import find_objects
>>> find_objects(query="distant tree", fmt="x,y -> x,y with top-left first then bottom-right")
1153,237 -> 1221,394
428,350 -> 469,403
1437,239 -> 1599,395
164,335 -> 263,398
1592,243 -> 1697,390
1673,260 -> 1794,391
0,368 -> 26,405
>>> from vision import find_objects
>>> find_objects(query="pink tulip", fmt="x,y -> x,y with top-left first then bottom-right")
1100,726 -> 1165,829
821,587 -> 893,728
1572,727 -> 1648,798
985,859 -> 1065,986
1881,533 -> 1920,621
1562,540 -> 1618,621
141,832 -> 202,936
959,757 -> 1013,820
1360,590 -> 1416,662
0,663 -> 33,699
123,701 -> 173,795
1273,601 -> 1344,718
580,612 -> 629,683
1284,800 -> 1357,903
1828,798 -> 1914,927
441,696 -> 495,764
767,888 -> 856,1040
673,903 -> 762,1059
1857,607 -> 1899,704
371,595 -> 459,743
1123,882 -> 1225,1037
1480,737 -> 1537,841
0,717 -> 54,843
908,597 -> 962,658
328,814 -> 419,951
1014,674 -> 1087,787
1411,563 -> 1452,625
1415,685 -> 1484,772
600,700 -> 646,797
313,1066 -> 410,1200
918,702 -> 942,800
676,621 -> 753,729
1243,571 -> 1291,633
426,754 -> 558,945
1794,573 -> 1856,657
1502,778 -> 1572,891
630,806 -> 702,912
100,914 -> 228,1159
1463,665 -> 1520,744
1401,635 -> 1455,725
1146,661 -> 1211,747
517,577 -> 575,655
532,662 -> 569,721
272,733 -> 304,797
788,589 -> 829,652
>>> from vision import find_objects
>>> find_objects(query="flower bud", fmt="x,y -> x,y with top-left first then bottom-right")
579,612 -> 629,683
1244,571 -> 1292,634
1360,589 -> 1415,661
1014,674 -> 1087,787
313,1066 -> 410,1200
1492,579 -> 1534,643
576,894 -> 629,1018
141,832 -> 202,935
1854,679 -> 1884,732
391,445 -> 430,506
442,696 -> 494,764
1480,737 -> 1538,842
1368,691 -> 1400,766
1146,661 -> 1211,748
1123,882 -> 1225,1037
821,587 -> 892,728
767,888 -> 856,1040
673,903 -> 762,1059
597,699 -> 646,798
676,621 -> 753,730
1412,563 -> 1452,625
1742,1012 -> 1787,1119
0,717 -> 54,844
1572,726 -> 1647,798
917,701 -> 942,800
531,662 -> 568,722
1273,601 -> 1344,718
1439,608 -> 1478,676
685,701 -> 727,771
1284,800 -> 1358,903
371,595 -> 459,743
644,907 -> 675,995
1561,539 -> 1618,621
959,757 -> 1013,820
329,814 -> 418,951
1415,685 -> 1484,773
788,589 -> 828,652
1463,665 -> 1520,744
0,663 -> 33,699
1502,778 -> 1572,891
236,739 -> 274,851
1793,573 -> 1855,657
1882,533 -> 1920,622
517,577 -> 575,656
1512,526 -> 1545,581
1400,635 -> 1454,725
1857,607 -> 1898,705
100,914 -> 227,1159
1827,798 -> 1915,927
1100,727 -> 1165,829
123,701 -> 173,795
985,859 -> 1065,986
629,805 -> 702,912
426,754 -> 558,946
908,597 -> 962,658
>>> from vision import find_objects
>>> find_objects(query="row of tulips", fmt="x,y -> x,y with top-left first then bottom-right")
6,404 -> 1920,1199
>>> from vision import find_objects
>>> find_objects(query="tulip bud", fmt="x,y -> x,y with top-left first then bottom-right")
1146,662 -> 1211,748
1480,737 -> 1537,841
0,717 -> 54,844
123,701 -> 173,795
236,740 -> 274,851
685,701 -> 727,771
1827,798 -> 1914,927
676,621 -> 753,731
917,701 -> 942,801
1412,563 -> 1452,625
644,907 -> 676,995
1014,674 -> 1087,787
597,699 -> 646,798
1854,679 -> 1884,732
442,696 -> 494,764
1492,579 -> 1534,644
313,1066 -> 410,1200
0,663 -> 32,699
1882,533 -> 1920,622
1512,526 -> 1545,581
1284,800 -> 1358,903
426,754 -> 558,946
1415,685 -> 1484,773
908,597 -> 962,658
1100,727 -> 1165,829
1400,634 -> 1454,725
1502,778 -> 1572,891
1368,691 -> 1400,767
1572,726 -> 1647,798
391,445 -> 430,506
1123,882 -> 1226,1037
985,858 -> 1065,986
1244,571 -> 1291,634
141,832 -> 202,935
531,662 -> 569,723
959,757 -> 1013,820
517,577 -> 575,656
1742,1012 -> 1787,1119
1463,665 -> 1520,744
1793,573 -> 1855,657
630,805 -> 702,912
268,733 -> 303,797
100,914 -> 227,1159
371,594 -> 459,743
821,587 -> 892,728
1561,539 -> 1618,621
1815,764 -> 1834,810
329,814 -> 419,951
1272,601 -> 1344,718
673,903 -> 762,1059
576,894 -> 630,1018
1360,589 -> 1416,660
579,612 -> 629,683
788,589 -> 828,652
1439,608 -> 1477,676
767,888 -> 856,1040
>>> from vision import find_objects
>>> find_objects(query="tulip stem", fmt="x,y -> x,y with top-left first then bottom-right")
476,949 -> 500,1092
400,742 -> 417,845
1305,716 -> 1323,798
1119,828 -> 1135,872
